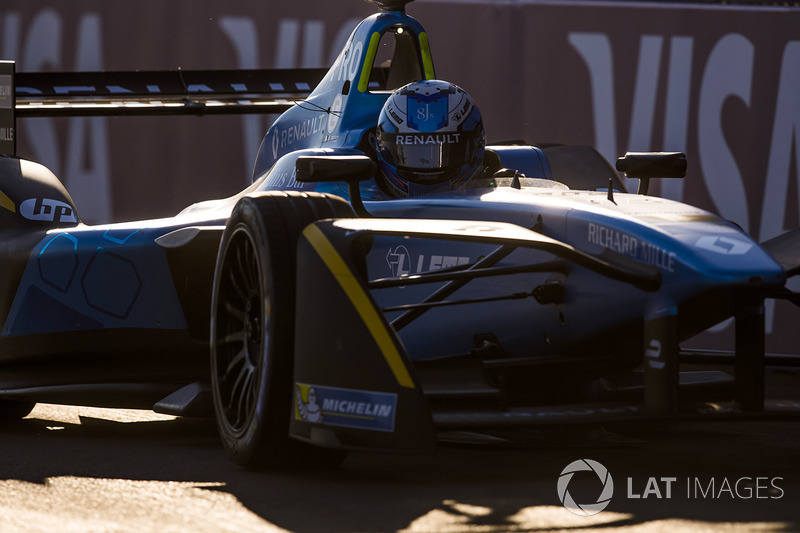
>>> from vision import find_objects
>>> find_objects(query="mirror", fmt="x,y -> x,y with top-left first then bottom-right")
295,155 -> 376,184
616,152 -> 686,195
615,152 -> 687,179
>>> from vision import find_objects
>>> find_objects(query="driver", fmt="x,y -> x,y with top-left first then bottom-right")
374,80 -> 486,198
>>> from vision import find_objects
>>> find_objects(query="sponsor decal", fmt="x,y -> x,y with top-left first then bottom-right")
587,222 -> 676,272
387,105 -> 403,126
386,245 -> 412,277
268,167 -> 306,189
408,98 -> 447,132
294,383 -> 397,432
695,235 -> 754,255
424,254 -> 470,271
271,114 -> 327,158
335,38 -> 363,83
20,198 -> 78,223
385,246 -> 470,277
271,131 -> 280,160
451,98 -> 471,123
395,133 -> 461,145
327,93 -> 343,133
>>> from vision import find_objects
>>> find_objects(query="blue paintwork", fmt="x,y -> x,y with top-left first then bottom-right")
356,190 -> 784,360
3,224 -> 188,336
253,11 -> 433,180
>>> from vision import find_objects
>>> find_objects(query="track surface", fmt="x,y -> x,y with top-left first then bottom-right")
1,371 -> 798,533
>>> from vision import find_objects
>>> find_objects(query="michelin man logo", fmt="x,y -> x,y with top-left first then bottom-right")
295,385 -> 323,423
557,459 -> 614,516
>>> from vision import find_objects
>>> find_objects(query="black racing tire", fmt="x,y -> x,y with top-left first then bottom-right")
210,191 -> 354,469
0,400 -> 35,423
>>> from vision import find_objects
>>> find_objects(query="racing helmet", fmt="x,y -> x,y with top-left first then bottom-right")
375,80 -> 485,197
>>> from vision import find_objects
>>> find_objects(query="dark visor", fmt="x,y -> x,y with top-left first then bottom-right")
379,130 -> 482,171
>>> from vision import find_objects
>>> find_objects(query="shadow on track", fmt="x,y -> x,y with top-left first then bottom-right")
1,402 -> 799,532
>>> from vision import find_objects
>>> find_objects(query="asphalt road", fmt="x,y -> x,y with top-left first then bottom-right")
1,371 -> 799,533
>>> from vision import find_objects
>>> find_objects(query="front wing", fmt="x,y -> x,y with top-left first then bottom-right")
289,218 -> 800,452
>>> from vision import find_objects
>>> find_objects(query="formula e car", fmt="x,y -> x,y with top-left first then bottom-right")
1,0 -> 799,468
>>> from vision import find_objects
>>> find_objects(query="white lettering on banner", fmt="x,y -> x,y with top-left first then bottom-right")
629,35 -> 663,166
66,14 -> 111,224
17,10 -> 60,176
267,17 -> 359,71
698,34 -> 753,232
273,19 -> 327,69
219,16 -> 263,184
662,36 -> 693,202
569,32 -> 695,196
275,19 -> 301,69
568,32 -> 693,196
760,41 -> 800,243
218,16 -> 356,173
256,17 -> 359,163
3,11 -> 111,223
568,33 -> 617,176
759,41 -> 800,333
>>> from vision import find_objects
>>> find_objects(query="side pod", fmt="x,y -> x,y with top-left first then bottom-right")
290,220 -> 436,452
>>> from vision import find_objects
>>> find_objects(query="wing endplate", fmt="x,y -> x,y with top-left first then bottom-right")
291,221 -> 435,452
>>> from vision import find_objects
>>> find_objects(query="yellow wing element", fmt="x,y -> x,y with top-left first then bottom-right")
302,223 -> 415,389
0,188 -> 15,213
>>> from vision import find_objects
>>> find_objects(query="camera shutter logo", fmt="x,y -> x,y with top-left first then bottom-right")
558,459 -> 614,516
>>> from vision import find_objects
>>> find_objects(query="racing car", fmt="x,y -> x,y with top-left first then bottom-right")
1,0 -> 799,468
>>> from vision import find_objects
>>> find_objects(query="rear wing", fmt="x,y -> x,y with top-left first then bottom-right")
1,60 -> 324,157
14,67 -> 325,118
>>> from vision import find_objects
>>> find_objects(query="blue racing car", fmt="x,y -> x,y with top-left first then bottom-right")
1,0 -> 798,468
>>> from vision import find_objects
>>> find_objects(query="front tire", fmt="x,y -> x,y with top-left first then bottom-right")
210,191 -> 352,469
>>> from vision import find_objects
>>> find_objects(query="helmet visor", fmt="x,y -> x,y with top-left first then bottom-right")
379,130 -> 483,172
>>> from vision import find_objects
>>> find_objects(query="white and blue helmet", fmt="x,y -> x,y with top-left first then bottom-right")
375,80 -> 485,197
